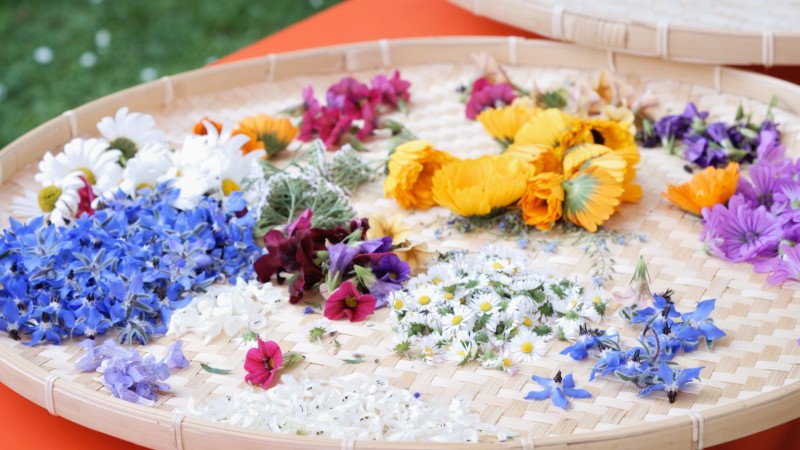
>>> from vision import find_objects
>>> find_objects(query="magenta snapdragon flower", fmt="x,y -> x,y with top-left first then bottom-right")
465,77 -> 516,120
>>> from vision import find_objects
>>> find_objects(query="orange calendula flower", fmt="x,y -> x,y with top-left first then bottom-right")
504,143 -> 562,175
662,162 -> 739,216
519,172 -> 565,230
432,154 -> 534,217
513,108 -> 577,160
476,104 -> 537,146
193,117 -> 223,135
384,140 -> 457,210
562,166 -> 625,232
237,114 -> 298,158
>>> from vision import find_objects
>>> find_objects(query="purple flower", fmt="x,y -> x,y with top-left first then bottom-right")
372,254 -> 410,284
371,70 -> 411,109
683,135 -> 727,168
524,371 -> 592,410
705,122 -> 730,145
161,340 -> 189,369
358,236 -> 393,254
765,244 -> 800,284
756,127 -> 786,164
639,361 -> 703,403
737,161 -> 792,209
326,77 -> 380,120
327,243 -> 360,284
655,102 -> 708,146
368,279 -> 402,308
700,194 -> 783,263
465,77 -> 516,120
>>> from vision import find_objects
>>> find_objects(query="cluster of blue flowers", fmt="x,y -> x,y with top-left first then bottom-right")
561,292 -> 725,403
641,101 -> 779,168
0,185 -> 261,346
75,338 -> 189,405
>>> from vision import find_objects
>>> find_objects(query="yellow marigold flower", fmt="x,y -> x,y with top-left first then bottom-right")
560,118 -> 635,151
562,166 -> 625,232
432,154 -> 534,217
476,104 -> 537,146
384,140 -> 457,210
519,172 -> 565,230
662,162 -> 739,216
237,114 -> 298,158
505,143 -> 562,175
366,213 -> 412,244
513,108 -> 577,160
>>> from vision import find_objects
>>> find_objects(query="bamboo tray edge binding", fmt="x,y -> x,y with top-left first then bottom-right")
1,37 -> 800,450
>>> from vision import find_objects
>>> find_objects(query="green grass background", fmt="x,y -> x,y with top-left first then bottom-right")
0,0 -> 340,149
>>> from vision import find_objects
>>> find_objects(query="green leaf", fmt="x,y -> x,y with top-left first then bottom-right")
343,353 -> 365,364
200,363 -> 232,375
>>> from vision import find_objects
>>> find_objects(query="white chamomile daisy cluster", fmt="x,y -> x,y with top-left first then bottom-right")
187,373 -> 511,442
13,108 -> 267,225
388,247 -> 609,372
167,279 -> 283,344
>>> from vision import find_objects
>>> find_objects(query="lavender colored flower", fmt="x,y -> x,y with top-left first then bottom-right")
765,244 -> 800,284
654,102 -> 708,150
756,127 -> 786,164
701,194 -> 783,263
524,371 -> 592,410
358,236 -> 393,254
737,162 -> 792,209
683,135 -> 727,168
161,339 -> 189,369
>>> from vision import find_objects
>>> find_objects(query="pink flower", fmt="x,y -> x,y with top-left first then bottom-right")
371,70 -> 411,109
465,77 -> 516,120
244,338 -> 283,389
326,77 -> 380,120
76,176 -> 96,217
324,281 -> 376,322
299,105 -> 353,148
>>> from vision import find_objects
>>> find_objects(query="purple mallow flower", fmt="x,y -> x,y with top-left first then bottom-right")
524,371 -> 592,410
701,194 -> 782,263
765,244 -> 800,285
76,339 -> 188,405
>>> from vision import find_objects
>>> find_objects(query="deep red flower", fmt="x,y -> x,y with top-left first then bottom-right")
76,176 -> 96,217
323,281 -> 376,322
253,210 -> 369,304
244,338 -> 283,388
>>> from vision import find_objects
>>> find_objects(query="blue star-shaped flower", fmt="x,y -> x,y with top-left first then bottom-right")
524,371 -> 592,409
639,361 -> 703,403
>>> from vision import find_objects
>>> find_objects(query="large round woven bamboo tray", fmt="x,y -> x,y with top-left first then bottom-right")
1,37 -> 800,450
449,0 -> 800,66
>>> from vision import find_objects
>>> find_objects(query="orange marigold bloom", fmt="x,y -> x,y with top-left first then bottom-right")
519,172 -> 565,230
192,117 -> 223,135
384,140 -> 457,210
237,114 -> 298,158
662,162 -> 740,216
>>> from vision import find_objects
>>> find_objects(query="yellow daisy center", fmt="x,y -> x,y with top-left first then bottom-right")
136,182 -> 155,191
492,262 -> 503,269
77,167 -> 96,185
520,342 -> 534,354
502,358 -> 513,367
221,179 -> 241,196
450,315 -> 463,326
393,299 -> 404,310
480,302 -> 492,312
37,186 -> 62,213
423,346 -> 434,357
522,317 -> 533,327
418,295 -> 431,305
432,277 -> 443,284
593,295 -> 602,303
443,292 -> 454,300
569,298 -> 578,308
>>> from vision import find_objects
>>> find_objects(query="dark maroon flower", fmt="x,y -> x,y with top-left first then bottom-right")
465,77 -> 516,120
323,281 -> 376,322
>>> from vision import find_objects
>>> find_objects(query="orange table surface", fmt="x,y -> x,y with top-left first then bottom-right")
1,0 -> 797,449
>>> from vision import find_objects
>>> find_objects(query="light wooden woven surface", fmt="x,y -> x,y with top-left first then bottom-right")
0,38 -> 799,450
450,0 -> 800,65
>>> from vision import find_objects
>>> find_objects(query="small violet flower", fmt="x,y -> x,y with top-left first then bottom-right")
524,370 -> 592,410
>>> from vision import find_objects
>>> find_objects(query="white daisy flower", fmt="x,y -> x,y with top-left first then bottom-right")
580,289 -> 608,322
217,144 -> 266,196
36,137 -> 122,196
388,290 -> 410,313
419,334 -> 445,365
555,314 -> 584,340
446,339 -> 475,364
408,285 -> 439,313
441,305 -> 475,335
118,142 -> 174,196
470,292 -> 501,315
426,264 -> 455,286
307,319 -> 333,343
97,107 -> 165,161
11,172 -> 83,226
508,329 -> 546,364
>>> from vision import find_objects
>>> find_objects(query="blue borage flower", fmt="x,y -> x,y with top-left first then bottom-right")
0,184 -> 261,345
524,370 -> 592,410
560,288 -> 723,403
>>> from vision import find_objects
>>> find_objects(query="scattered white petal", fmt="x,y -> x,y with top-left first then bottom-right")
95,28 -> 111,48
79,51 -> 97,68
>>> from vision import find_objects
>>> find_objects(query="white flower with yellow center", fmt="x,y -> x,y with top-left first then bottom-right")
445,339 -> 475,364
426,264 -> 455,286
97,107 -> 165,162
118,142 -> 174,196
418,334 -> 444,365
580,289 -> 608,323
408,285 -> 439,313
441,305 -> 475,335
11,172 -> 83,226
388,290 -> 410,313
509,329 -> 546,364
470,292 -> 501,315
36,138 -> 122,196
555,313 -> 584,340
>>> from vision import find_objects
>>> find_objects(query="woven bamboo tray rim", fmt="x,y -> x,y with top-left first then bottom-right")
0,37 -> 799,450
449,0 -> 800,66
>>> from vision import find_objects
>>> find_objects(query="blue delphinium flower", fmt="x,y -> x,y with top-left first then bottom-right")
639,361 -> 703,403
524,371 -> 592,410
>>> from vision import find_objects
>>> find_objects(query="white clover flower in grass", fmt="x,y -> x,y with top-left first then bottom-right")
11,172 -> 83,226
36,138 -> 122,196
97,107 -> 165,162
509,329 -> 546,364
